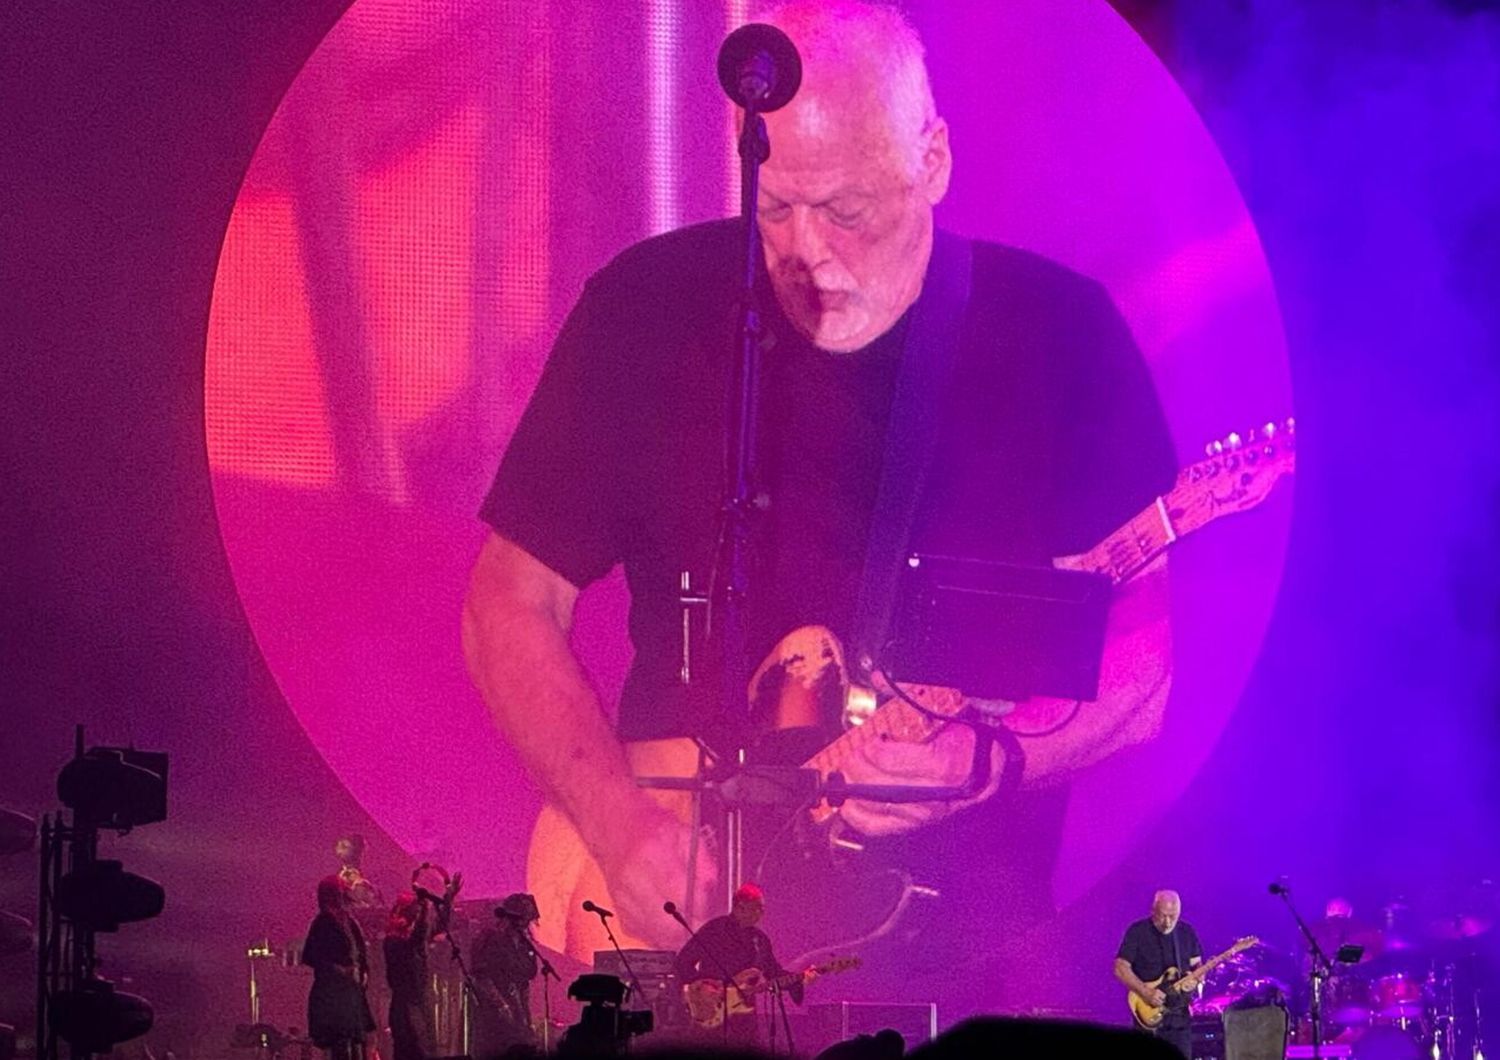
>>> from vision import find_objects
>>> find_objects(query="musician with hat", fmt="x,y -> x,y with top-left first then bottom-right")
471,892 -> 543,1058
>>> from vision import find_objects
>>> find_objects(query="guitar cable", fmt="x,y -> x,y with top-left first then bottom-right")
872,665 -> 1084,741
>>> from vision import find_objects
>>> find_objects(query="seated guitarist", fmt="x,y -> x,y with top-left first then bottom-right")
1115,890 -> 1204,1058
674,883 -> 813,1044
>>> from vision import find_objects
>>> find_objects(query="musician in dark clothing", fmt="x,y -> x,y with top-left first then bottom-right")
1114,889 -> 1203,1059
302,875 -> 377,1060
384,892 -> 435,1060
471,892 -> 542,1058
675,883 -> 811,1044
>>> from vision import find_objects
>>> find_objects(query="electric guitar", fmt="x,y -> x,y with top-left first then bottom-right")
796,420 -> 1299,796
524,422 -> 1296,965
683,955 -> 861,1028
1127,936 -> 1259,1028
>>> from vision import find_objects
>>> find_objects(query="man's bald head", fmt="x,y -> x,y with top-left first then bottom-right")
748,0 -> 952,351
755,0 -> 936,176
1151,890 -> 1183,934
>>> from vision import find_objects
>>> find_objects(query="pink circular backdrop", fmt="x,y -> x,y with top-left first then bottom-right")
205,0 -> 1292,908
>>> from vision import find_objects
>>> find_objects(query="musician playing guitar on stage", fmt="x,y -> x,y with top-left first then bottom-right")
675,883 -> 816,1045
1115,890 -> 1204,1058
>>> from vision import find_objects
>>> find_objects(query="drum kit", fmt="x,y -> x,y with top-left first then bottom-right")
1197,890 -> 1495,1060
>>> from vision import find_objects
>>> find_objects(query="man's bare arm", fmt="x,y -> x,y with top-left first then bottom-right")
462,532 -> 718,941
1004,555 -> 1172,785
461,533 -> 648,866
1114,957 -> 1163,1003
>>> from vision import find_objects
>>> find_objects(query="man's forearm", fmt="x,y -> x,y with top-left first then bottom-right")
462,578 -> 642,864
1006,558 -> 1172,786
1114,960 -> 1152,997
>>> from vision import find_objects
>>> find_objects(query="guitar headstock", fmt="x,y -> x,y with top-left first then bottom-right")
1231,935 -> 1259,954
817,956 -> 863,975
1167,419 -> 1295,534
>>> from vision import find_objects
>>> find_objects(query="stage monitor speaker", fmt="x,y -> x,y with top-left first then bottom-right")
1223,1004 -> 1287,1060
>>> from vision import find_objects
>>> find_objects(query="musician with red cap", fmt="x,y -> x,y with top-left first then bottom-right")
674,883 -> 816,1044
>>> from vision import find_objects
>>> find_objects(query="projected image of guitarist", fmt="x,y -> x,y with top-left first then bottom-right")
463,0 -> 1297,1013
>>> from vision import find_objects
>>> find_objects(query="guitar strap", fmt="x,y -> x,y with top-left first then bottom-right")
850,228 -> 974,679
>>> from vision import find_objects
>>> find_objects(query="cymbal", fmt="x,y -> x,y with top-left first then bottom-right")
1427,913 -> 1493,941
1309,918 -> 1384,962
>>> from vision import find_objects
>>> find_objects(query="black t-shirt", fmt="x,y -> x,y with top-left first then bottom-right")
481,218 -> 1176,744
383,910 -> 430,1000
1117,917 -> 1204,983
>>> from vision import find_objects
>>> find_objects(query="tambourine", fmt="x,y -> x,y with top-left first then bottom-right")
411,861 -> 451,903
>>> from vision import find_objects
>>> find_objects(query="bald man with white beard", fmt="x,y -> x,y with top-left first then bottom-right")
464,0 -> 1176,1002
1116,890 -> 1204,1057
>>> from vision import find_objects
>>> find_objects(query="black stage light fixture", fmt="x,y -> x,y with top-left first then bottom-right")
48,979 -> 153,1053
0,910 -> 33,956
57,748 -> 168,830
55,860 -> 165,932
0,809 -> 37,856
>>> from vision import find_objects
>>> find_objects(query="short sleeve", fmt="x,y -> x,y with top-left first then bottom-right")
479,277 -> 627,588
1116,922 -> 1143,965
1050,280 -> 1177,555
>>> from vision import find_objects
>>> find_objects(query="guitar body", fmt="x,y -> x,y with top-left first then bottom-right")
1129,969 -> 1188,1029
1125,938 -> 1259,1029
684,957 -> 860,1029
682,969 -> 760,1028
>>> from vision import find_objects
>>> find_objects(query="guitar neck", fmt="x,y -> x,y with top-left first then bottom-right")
1175,943 -> 1247,991
1061,497 -> 1177,585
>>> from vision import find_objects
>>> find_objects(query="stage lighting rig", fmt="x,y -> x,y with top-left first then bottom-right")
1,806 -> 37,1060
38,727 -> 168,1060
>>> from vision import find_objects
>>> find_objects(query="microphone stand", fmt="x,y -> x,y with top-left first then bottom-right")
591,908 -> 645,1016
518,927 -> 559,1053
1273,886 -> 1333,1059
768,978 -> 797,1057
421,894 -> 482,1056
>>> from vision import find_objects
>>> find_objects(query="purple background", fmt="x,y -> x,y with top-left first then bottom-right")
3,0 -> 1499,1052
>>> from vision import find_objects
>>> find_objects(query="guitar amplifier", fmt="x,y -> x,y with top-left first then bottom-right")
592,949 -> 677,1007
884,555 -> 1112,701
796,1002 -> 938,1055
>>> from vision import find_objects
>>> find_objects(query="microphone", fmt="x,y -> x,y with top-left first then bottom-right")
663,901 -> 677,915
717,23 -> 802,112
1268,881 -> 1289,895
582,899 -> 614,919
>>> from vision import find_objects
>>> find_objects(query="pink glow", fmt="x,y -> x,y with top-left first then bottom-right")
204,0 -> 1291,923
